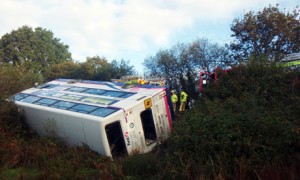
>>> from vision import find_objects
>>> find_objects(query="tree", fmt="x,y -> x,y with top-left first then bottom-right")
143,49 -> 174,79
76,56 -> 111,80
144,38 -> 231,99
229,5 -> 300,62
144,47 -> 183,94
158,64 -> 300,179
189,38 -> 233,72
76,56 -> 135,81
110,59 -> 136,79
0,64 -> 44,100
43,61 -> 81,81
0,25 -> 72,71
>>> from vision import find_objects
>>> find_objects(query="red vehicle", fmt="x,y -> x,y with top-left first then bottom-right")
199,68 -> 233,92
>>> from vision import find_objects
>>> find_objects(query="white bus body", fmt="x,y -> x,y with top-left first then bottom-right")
12,79 -> 174,157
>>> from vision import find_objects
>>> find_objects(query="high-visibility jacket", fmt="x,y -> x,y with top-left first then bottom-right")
138,79 -> 145,84
171,94 -> 178,103
180,91 -> 188,102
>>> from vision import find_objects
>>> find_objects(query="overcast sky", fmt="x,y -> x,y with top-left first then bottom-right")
0,0 -> 298,73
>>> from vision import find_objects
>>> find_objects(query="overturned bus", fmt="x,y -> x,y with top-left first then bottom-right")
11,79 -> 174,158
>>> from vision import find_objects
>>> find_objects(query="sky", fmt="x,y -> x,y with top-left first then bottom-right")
0,0 -> 299,74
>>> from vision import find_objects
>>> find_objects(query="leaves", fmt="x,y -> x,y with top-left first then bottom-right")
0,25 -> 72,72
0,64 -> 44,101
158,64 -> 300,179
229,5 -> 300,62
144,38 -> 231,99
74,56 -> 135,81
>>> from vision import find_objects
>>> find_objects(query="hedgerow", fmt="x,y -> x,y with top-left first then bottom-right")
157,63 -> 300,179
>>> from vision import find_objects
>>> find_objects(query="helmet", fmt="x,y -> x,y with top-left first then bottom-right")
171,90 -> 174,93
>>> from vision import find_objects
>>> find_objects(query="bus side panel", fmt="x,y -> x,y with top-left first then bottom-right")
19,106 -> 70,140
151,90 -> 172,140
19,105 -> 87,145
163,94 -> 172,131
124,103 -> 148,154
122,99 -> 162,155
83,119 -> 107,156
16,103 -> 110,156
61,115 -> 87,146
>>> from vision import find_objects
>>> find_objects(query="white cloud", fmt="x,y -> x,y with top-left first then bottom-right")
0,0 -> 299,72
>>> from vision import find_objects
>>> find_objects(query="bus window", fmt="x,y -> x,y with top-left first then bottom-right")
140,109 -> 157,145
105,122 -> 127,157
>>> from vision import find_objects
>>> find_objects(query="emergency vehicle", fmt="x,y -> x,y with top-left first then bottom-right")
11,79 -> 174,158
199,68 -> 232,92
281,52 -> 300,69
199,53 -> 300,92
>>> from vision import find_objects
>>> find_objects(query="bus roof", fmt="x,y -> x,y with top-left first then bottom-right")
12,79 -> 167,118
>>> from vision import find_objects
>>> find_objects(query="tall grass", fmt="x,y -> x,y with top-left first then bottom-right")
0,103 -> 124,179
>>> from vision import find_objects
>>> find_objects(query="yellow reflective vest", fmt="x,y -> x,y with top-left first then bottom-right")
180,91 -> 188,102
171,94 -> 178,103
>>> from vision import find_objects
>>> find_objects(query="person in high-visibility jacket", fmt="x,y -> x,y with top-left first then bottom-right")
171,90 -> 178,113
138,78 -> 145,84
179,89 -> 188,112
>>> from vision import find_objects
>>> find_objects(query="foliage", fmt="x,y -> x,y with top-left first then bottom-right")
1,54 -> 299,180
0,168 -> 42,179
0,26 -> 136,83
1,5 -> 299,178
80,56 -> 113,80
156,64 -> 300,179
43,61 -> 81,81
144,38 -> 231,99
0,64 -> 43,101
0,102 -> 124,179
121,152 -> 159,180
0,26 -> 72,72
0,55 -> 136,179
74,56 -> 136,81
42,57 -> 135,81
189,38 -> 234,71
229,5 -> 300,62
110,59 -> 136,79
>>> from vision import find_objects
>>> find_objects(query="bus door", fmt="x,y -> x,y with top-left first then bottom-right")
105,121 -> 127,158
140,108 -> 157,145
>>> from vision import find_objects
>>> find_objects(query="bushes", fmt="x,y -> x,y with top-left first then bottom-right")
0,64 -> 44,101
0,102 -> 124,179
0,62 -> 126,179
121,152 -> 159,179
0,103 -> 123,179
0,62 -> 299,179
157,64 -> 300,179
